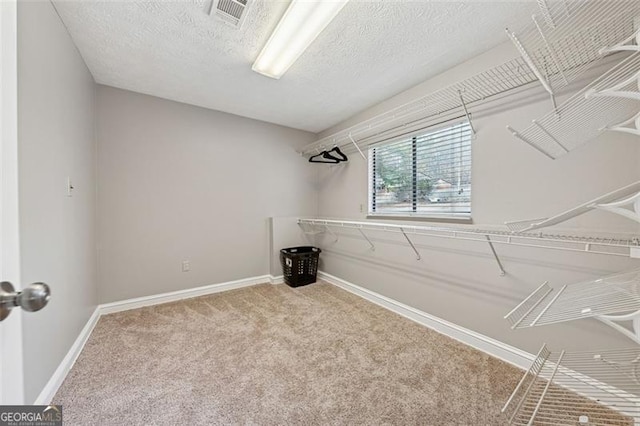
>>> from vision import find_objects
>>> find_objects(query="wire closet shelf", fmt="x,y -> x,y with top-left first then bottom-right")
502,344 -> 640,426
501,182 -> 640,425
504,268 -> 640,331
506,0 -> 640,98
299,56 -> 539,156
507,52 -> 640,159
297,218 -> 640,258
300,1 -> 640,159
505,181 -> 640,234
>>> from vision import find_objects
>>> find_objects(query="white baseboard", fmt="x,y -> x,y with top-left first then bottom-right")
100,275 -> 271,315
269,275 -> 284,284
34,307 -> 101,405
318,271 -> 535,370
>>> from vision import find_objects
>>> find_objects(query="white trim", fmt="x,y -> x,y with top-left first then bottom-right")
34,307 -> 100,405
269,275 -> 284,284
99,275 -> 270,315
318,271 -> 535,370
0,0 -> 24,405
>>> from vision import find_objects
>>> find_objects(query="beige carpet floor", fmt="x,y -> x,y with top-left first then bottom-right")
54,281 -> 525,425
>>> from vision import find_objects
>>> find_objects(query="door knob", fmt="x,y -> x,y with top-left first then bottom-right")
0,281 -> 51,322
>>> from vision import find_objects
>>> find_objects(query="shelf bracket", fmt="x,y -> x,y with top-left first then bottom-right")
585,69 -> 640,102
400,228 -> 421,260
325,225 -> 339,243
602,111 -> 640,137
595,307 -> 640,345
358,227 -> 375,251
596,315 -> 640,345
592,191 -> 640,225
599,27 -> 640,55
485,235 -> 506,276
457,90 -> 476,136
348,133 -> 366,160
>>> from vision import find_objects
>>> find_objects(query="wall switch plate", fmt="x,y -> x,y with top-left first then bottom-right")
181,260 -> 191,272
66,177 -> 74,197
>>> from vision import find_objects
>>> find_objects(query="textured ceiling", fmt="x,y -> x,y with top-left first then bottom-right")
52,0 -> 538,133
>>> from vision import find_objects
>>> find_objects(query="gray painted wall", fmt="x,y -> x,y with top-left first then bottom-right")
314,43 -> 640,355
18,1 -> 98,403
16,7 -> 640,400
97,86 -> 317,303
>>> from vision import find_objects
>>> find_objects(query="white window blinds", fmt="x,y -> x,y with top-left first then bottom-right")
369,121 -> 472,219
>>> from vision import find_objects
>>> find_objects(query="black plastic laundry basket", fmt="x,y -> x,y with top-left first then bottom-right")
280,246 -> 321,287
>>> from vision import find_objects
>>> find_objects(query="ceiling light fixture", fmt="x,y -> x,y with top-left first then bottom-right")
252,0 -> 350,79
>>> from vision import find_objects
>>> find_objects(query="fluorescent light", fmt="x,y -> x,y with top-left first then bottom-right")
252,0 -> 349,79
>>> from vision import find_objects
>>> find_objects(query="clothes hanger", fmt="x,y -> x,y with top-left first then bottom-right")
308,150 -> 342,164
326,146 -> 348,162
308,146 -> 349,164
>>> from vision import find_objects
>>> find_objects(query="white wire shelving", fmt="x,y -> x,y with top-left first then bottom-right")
299,56 -> 539,157
500,182 -> 640,422
301,220 -> 640,423
505,268 -> 640,329
504,268 -> 640,344
507,52 -> 640,159
506,181 -> 640,234
506,0 -> 640,100
297,219 -> 640,272
301,1 -> 640,159
502,344 -> 640,426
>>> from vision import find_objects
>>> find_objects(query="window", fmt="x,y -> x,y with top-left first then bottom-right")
369,121 -> 472,219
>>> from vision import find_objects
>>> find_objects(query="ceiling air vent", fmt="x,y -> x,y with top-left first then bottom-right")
211,0 -> 250,28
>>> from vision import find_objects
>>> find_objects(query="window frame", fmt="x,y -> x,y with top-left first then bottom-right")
367,120 -> 473,222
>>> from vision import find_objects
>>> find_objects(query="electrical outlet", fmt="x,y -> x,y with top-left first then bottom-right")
181,260 -> 191,272
359,203 -> 364,213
